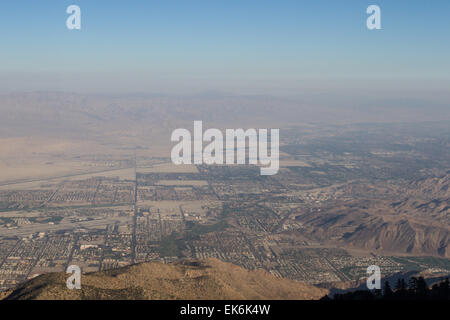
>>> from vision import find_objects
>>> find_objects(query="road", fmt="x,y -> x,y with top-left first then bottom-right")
130,153 -> 138,264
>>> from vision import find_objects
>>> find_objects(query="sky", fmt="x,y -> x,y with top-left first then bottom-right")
0,0 -> 449,96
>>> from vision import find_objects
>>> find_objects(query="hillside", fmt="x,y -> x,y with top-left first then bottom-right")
1,259 -> 327,300
292,173 -> 450,257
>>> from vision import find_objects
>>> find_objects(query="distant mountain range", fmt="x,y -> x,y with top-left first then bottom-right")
1,92 -> 448,139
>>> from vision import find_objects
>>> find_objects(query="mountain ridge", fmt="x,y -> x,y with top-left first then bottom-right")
1,258 -> 327,300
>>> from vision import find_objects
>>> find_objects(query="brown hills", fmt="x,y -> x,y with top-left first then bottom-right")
293,174 -> 449,257
1,258 -> 327,300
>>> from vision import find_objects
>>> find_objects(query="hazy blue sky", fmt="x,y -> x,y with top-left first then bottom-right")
1,0 -> 449,95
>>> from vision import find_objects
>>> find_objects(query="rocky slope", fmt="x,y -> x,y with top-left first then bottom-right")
293,174 -> 449,257
1,258 -> 327,300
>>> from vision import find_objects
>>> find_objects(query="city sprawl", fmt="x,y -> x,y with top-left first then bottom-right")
1,122 -> 449,291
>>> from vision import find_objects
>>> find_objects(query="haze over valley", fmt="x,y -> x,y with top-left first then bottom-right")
0,91 -> 448,295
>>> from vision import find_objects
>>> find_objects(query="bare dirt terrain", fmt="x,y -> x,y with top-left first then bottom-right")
2,258 -> 327,300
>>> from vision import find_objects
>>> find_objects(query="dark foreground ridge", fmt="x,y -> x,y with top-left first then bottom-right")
322,276 -> 450,300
